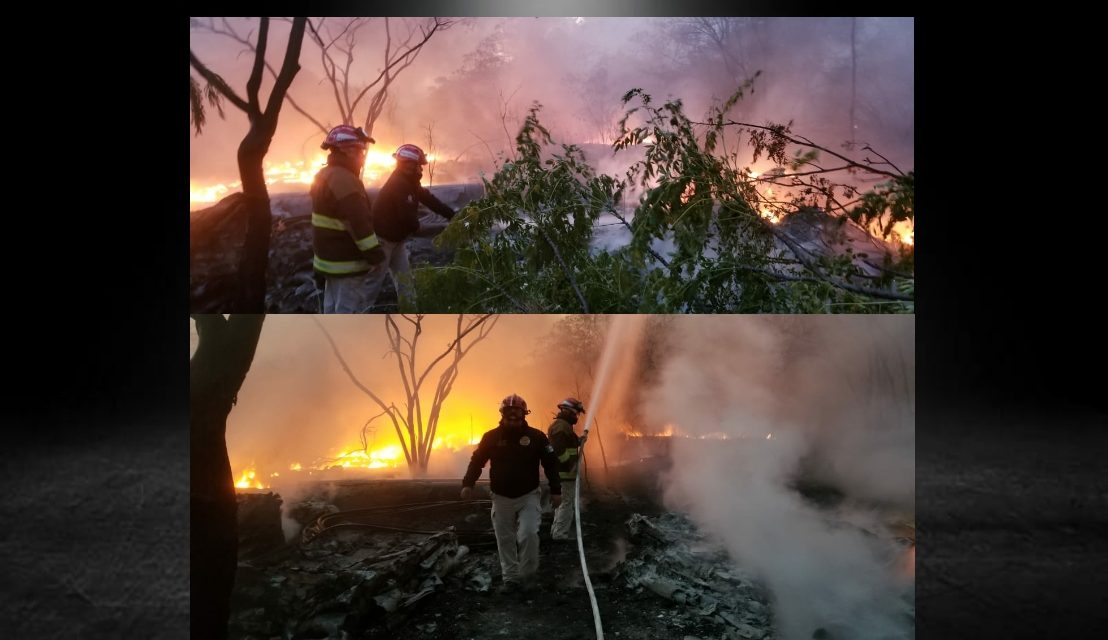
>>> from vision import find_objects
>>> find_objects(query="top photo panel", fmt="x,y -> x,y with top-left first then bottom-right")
190,17 -> 914,314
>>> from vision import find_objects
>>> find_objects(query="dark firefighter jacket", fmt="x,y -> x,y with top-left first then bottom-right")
548,409 -> 584,481
462,422 -> 561,499
371,168 -> 455,243
310,157 -> 380,277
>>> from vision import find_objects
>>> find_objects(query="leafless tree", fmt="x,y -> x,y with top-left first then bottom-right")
568,66 -> 622,144
655,18 -> 772,93
497,84 -> 523,161
315,314 -> 499,474
194,17 -> 455,138
190,17 -> 307,312
424,121 -> 437,186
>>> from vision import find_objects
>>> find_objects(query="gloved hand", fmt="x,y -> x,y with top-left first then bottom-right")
579,433 -> 588,446
460,486 -> 474,501
366,245 -> 386,265
551,494 -> 563,508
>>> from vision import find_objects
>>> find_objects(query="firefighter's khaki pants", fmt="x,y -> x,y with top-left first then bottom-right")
550,479 -> 576,539
322,272 -> 375,313
362,238 -> 414,309
490,488 -> 542,583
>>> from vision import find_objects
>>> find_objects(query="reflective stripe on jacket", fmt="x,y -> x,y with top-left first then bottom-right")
548,417 -> 582,481
310,163 -> 379,276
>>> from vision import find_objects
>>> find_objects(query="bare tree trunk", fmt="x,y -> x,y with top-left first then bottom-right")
235,130 -> 274,312
190,314 -> 265,640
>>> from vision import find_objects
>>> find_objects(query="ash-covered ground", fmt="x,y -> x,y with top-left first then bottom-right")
228,456 -> 912,640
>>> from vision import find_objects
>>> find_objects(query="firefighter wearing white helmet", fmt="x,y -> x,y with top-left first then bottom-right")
462,394 -> 562,596
361,143 -> 456,310
547,397 -> 587,540
310,125 -> 384,312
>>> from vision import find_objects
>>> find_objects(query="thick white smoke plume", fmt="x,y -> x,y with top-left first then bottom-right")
641,316 -> 914,640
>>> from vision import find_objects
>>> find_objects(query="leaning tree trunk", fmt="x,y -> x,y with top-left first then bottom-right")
190,314 -> 265,640
236,127 -> 276,312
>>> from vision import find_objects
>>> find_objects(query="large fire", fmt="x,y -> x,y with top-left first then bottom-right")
233,406 -> 483,491
190,150 -> 436,210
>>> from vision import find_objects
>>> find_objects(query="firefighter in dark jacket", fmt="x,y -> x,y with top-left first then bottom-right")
364,143 -> 456,309
310,125 -> 385,313
461,394 -> 562,594
547,397 -> 588,540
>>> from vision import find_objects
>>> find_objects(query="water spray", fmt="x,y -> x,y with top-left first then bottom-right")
574,315 -> 644,640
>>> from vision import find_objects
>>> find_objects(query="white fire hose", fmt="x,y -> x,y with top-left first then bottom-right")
575,427 -> 605,639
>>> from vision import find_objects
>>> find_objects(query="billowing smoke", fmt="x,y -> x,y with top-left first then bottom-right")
194,313 -> 914,638
640,316 -> 914,640
190,17 -> 913,188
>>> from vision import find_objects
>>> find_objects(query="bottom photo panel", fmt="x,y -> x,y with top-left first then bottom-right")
191,314 -> 915,640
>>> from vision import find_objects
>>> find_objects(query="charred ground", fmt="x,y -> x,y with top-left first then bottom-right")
228,459 -> 777,640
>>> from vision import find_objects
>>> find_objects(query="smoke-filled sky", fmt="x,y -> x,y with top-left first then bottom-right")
189,17 -> 914,188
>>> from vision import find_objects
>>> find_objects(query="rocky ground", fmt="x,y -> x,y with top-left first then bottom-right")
190,184 -> 486,313
189,184 -> 905,315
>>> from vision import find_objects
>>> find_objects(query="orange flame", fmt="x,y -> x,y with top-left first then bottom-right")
191,150 -> 441,210
234,467 -> 266,490
330,444 -> 405,470
897,226 -> 914,246
759,206 -> 782,224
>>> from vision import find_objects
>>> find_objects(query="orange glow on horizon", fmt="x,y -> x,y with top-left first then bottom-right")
191,149 -> 441,209
231,399 -> 495,482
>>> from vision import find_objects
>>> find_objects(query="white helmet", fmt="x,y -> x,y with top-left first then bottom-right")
558,398 -> 586,414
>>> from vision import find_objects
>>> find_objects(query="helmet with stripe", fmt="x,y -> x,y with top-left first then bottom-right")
322,125 -> 374,150
393,143 -> 428,165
